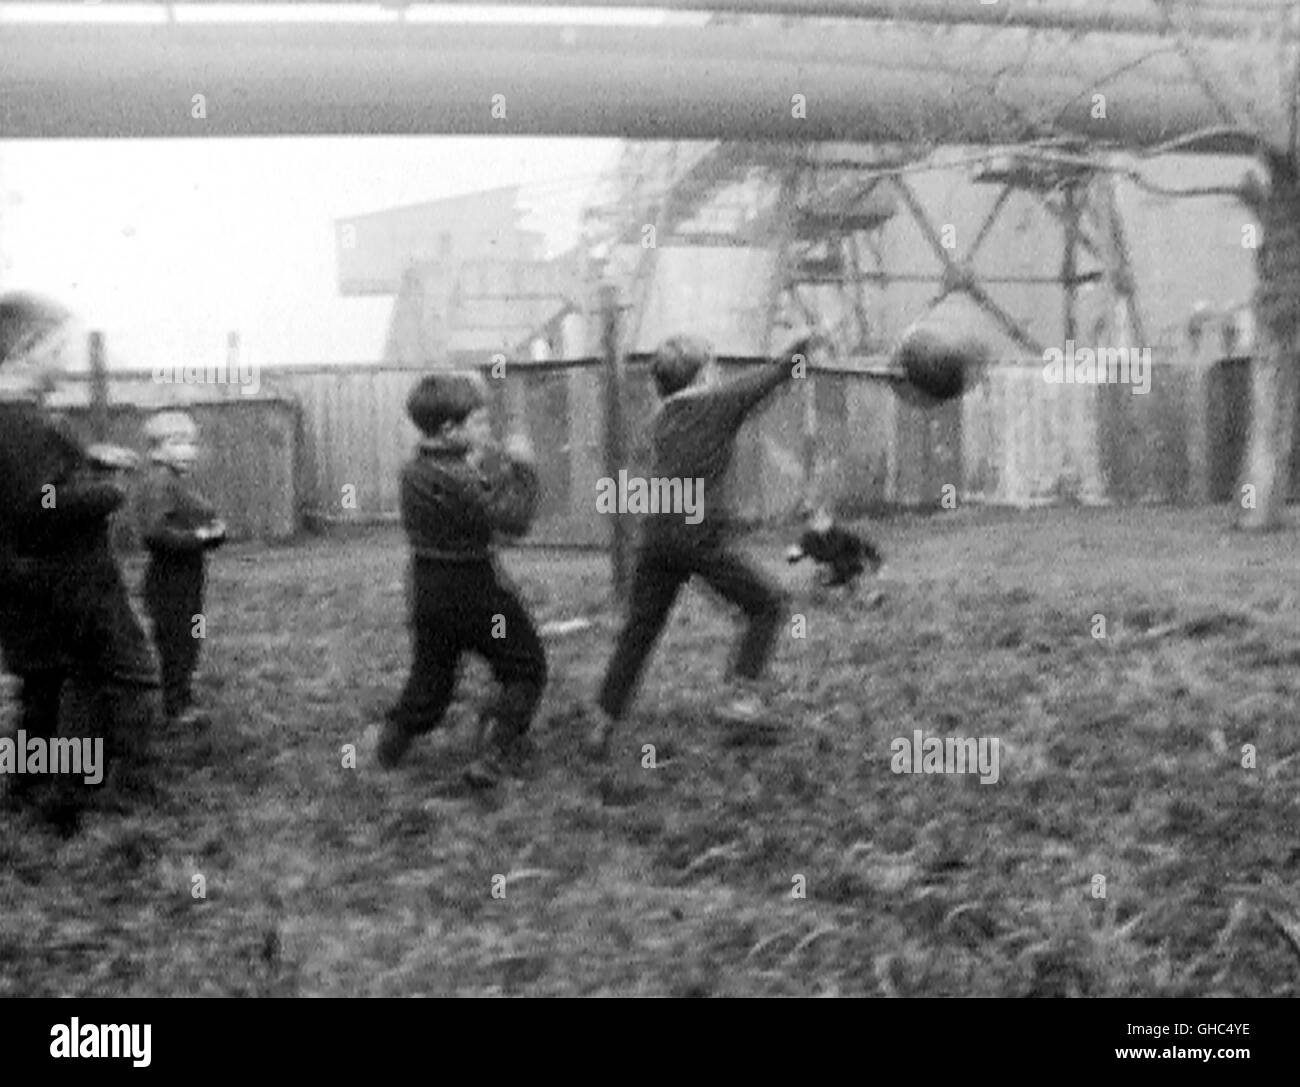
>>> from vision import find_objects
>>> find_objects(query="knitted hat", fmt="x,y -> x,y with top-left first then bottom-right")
143,410 -> 198,446
0,291 -> 72,366
406,371 -> 488,435
652,334 -> 714,397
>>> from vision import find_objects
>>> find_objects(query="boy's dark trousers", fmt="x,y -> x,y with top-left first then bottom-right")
598,525 -> 788,720
0,549 -> 160,790
144,554 -> 205,719
388,558 -> 547,744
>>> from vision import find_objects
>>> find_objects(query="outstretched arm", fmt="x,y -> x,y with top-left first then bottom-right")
684,335 -> 822,431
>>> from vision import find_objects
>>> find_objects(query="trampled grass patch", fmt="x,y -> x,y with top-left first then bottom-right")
2,508 -> 1299,996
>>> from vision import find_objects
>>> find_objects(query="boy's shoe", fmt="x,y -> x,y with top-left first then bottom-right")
464,728 -> 533,789
90,763 -> 160,814
376,721 -> 414,769
715,692 -> 784,746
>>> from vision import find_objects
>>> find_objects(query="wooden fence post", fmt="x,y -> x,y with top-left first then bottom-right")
601,284 -> 630,595
227,331 -> 240,391
1185,314 -> 1215,505
88,330 -> 107,442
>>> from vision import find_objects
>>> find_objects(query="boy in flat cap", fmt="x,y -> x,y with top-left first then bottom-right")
136,410 -> 226,726
0,291 -> 160,819
378,371 -> 545,788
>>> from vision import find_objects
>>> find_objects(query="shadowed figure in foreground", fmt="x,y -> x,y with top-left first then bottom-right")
0,291 -> 161,830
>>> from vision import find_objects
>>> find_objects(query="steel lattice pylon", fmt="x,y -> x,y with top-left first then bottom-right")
596,141 -> 1147,365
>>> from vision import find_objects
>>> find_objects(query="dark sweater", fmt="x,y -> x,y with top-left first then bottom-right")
400,438 -> 540,562
136,462 -> 222,561
788,525 -> 883,586
0,401 -> 124,560
643,361 -> 793,540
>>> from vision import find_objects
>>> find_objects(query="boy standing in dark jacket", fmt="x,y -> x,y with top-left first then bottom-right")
585,333 -> 819,759
0,291 -> 160,816
378,371 -> 545,788
136,411 -> 226,725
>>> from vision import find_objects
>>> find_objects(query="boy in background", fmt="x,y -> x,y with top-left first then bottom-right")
786,507 -> 884,588
585,332 -> 820,759
378,372 -> 546,789
136,411 -> 226,727
0,291 -> 160,819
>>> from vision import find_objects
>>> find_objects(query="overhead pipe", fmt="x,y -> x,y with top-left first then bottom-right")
6,0 -> 1287,39
0,18 -> 1287,145
449,0 -> 1292,39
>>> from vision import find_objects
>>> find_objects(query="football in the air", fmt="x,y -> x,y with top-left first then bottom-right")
891,327 -> 990,405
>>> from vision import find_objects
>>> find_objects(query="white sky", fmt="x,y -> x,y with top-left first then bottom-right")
0,6 -> 709,371
0,4 -> 687,26
0,136 -> 624,369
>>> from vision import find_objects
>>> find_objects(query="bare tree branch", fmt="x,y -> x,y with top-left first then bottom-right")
1140,125 -> 1266,156
1046,44 -> 1185,133
1150,0 -> 1265,133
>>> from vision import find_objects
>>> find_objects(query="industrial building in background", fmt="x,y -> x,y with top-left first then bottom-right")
3,0 -> 1294,535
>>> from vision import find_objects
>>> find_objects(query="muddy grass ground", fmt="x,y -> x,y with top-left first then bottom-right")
2,506 -> 1299,997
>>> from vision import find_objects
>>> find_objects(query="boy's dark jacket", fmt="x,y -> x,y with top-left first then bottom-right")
136,462 -> 224,558
642,360 -> 793,543
400,437 -> 539,561
0,403 -> 126,676
0,402 -> 124,562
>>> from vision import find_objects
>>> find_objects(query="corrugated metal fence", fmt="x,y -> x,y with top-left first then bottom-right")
55,350 -> 1276,545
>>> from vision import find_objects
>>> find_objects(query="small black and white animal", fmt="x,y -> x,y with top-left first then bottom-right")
786,510 -> 884,588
